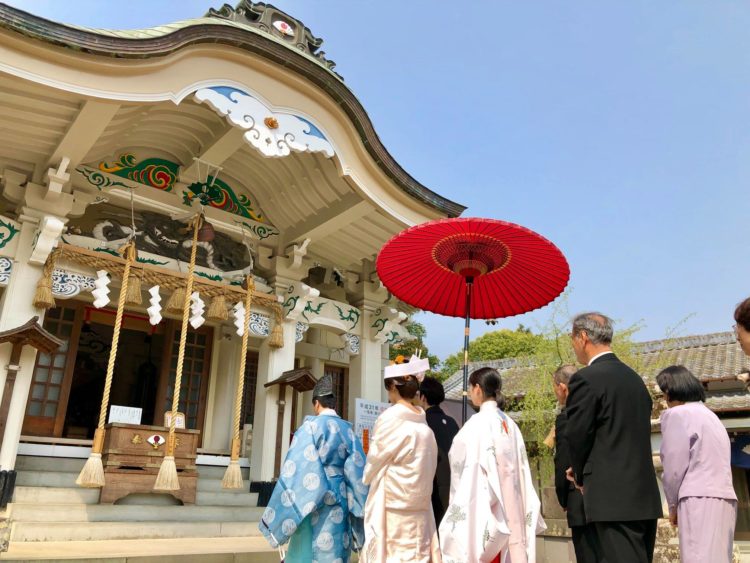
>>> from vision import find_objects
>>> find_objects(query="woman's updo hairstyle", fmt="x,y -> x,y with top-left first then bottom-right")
735,297 -> 750,332
469,367 -> 503,402
384,375 -> 420,399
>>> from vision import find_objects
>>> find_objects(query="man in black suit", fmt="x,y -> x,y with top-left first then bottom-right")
552,364 -> 596,563
418,376 -> 459,528
565,312 -> 662,563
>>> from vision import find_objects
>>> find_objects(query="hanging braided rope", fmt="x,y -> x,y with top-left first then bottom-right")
154,215 -> 201,491
222,275 -> 254,489
76,241 -> 136,488
46,243 -> 278,307
33,249 -> 61,310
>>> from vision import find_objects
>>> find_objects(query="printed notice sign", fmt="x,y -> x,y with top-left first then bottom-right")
108,405 -> 142,425
354,398 -> 389,443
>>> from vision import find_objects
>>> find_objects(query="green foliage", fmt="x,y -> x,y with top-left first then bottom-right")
389,322 -> 440,371
436,326 -> 546,381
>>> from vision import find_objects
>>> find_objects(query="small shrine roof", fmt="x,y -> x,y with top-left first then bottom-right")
0,316 -> 64,354
264,367 -> 317,393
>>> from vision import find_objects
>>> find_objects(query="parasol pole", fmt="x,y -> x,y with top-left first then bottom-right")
76,241 -> 136,487
461,276 -> 474,424
154,214 -> 202,491
221,275 -> 254,489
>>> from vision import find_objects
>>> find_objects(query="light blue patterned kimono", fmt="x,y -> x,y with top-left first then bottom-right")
259,413 -> 369,563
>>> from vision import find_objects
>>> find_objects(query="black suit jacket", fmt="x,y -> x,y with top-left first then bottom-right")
565,353 -> 662,522
554,409 -> 587,528
425,405 -> 459,526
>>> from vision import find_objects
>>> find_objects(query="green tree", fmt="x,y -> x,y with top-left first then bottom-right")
389,322 -> 440,372
437,326 -> 546,381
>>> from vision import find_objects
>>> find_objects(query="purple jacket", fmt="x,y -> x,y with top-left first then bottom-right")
659,401 -> 737,509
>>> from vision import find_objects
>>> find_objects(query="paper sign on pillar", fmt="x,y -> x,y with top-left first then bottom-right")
354,398 -> 389,452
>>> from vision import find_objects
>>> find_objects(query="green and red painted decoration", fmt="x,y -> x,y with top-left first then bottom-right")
183,176 -> 263,222
99,154 -> 178,192
81,153 -> 267,224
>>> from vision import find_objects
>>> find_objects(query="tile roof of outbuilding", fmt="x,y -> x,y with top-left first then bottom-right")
443,332 -> 750,412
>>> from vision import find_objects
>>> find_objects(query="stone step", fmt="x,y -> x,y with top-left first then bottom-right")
194,465 -> 250,480
16,469 -> 254,494
196,491 -> 258,506
10,521 -> 264,542
12,485 -> 100,505
15,456 -> 85,473
15,470 -> 78,488
1,536 -> 280,562
10,503 -> 265,523
197,478 -> 252,493
15,456 -> 249,480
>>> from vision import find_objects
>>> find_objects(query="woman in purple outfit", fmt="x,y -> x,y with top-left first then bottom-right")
657,365 -> 737,563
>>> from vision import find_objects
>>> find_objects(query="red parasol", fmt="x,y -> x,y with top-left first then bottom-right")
377,217 -> 569,421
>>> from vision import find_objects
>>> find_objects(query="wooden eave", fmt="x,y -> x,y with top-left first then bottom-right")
0,316 -> 63,354
264,367 -> 317,392
0,3 -> 466,219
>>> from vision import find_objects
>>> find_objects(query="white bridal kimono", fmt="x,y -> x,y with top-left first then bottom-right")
362,402 -> 442,563
439,401 -> 546,563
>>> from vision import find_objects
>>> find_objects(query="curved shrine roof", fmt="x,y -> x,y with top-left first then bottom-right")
0,1 -> 466,218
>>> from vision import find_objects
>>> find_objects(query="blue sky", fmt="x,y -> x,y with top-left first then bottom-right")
7,1 -> 750,360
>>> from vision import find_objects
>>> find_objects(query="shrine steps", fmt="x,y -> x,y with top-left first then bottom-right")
12,521 -> 264,543
12,504 -> 266,525
14,479 -> 260,506
0,537 -> 281,561
6,455 -> 272,553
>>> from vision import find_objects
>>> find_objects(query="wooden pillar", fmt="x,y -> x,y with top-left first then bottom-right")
273,382 -> 287,476
0,343 -> 22,451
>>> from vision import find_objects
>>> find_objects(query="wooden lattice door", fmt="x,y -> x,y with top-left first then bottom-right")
324,364 -> 348,419
157,321 -> 213,433
22,304 -> 83,436
239,351 -> 259,427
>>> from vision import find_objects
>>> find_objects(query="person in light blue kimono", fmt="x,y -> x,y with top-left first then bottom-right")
259,374 -> 369,563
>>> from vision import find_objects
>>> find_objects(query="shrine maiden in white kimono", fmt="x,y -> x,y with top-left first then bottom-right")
362,355 -> 442,563
439,400 -> 545,563
259,374 -> 369,563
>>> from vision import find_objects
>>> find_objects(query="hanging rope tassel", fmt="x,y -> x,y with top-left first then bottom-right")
125,268 -> 142,306
154,216 -> 201,492
33,251 -> 59,310
206,294 -> 228,322
76,242 -> 136,488
165,288 -> 186,315
222,276 -> 254,489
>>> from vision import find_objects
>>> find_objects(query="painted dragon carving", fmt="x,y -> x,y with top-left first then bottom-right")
72,211 -> 253,272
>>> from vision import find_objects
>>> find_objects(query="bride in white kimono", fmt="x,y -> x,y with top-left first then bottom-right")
439,367 -> 546,563
362,355 -> 441,563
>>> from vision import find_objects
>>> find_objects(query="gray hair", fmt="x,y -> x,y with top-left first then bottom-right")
572,312 -> 614,345
553,364 -> 578,385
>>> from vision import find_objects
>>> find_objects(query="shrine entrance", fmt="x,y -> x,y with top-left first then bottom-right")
63,323 -> 164,440
21,302 -> 213,440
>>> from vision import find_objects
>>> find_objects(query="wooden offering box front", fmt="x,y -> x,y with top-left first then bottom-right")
100,423 -> 200,505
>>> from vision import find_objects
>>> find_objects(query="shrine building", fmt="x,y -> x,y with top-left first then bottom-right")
0,0 -> 464,551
